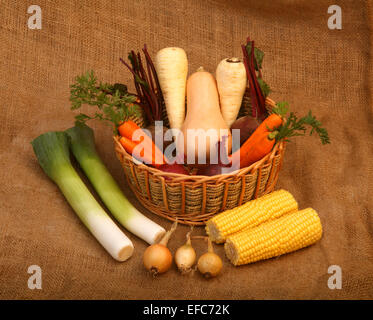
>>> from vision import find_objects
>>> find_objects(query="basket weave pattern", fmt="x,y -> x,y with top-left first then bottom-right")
114,90 -> 285,225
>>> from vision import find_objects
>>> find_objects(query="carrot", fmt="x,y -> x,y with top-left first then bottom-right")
119,136 -> 166,167
230,131 -> 277,168
119,136 -> 142,156
118,120 -> 166,167
229,113 -> 282,167
250,113 -> 283,139
118,120 -> 142,139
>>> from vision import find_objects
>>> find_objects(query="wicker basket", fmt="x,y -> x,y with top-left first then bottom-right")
114,89 -> 285,225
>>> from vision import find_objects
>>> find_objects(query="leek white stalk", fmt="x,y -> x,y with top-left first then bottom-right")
31,132 -> 134,261
65,124 -> 166,245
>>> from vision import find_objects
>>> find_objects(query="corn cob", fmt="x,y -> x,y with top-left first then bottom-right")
206,189 -> 298,243
224,208 -> 322,266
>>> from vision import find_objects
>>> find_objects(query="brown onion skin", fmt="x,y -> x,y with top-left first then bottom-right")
143,244 -> 172,275
197,252 -> 223,278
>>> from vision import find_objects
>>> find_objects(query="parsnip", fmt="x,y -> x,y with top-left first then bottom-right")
216,58 -> 247,127
155,47 -> 188,131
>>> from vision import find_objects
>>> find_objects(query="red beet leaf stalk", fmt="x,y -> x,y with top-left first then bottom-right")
241,37 -> 269,122
120,45 -> 163,124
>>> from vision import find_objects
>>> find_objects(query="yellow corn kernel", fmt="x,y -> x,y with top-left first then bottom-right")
205,189 -> 298,243
224,208 -> 322,266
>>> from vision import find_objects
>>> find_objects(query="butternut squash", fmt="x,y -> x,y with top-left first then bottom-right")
177,67 -> 232,164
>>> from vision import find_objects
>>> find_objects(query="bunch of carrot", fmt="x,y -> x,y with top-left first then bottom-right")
118,120 -> 166,168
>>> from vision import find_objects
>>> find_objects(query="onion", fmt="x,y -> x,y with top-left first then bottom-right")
197,238 -> 223,278
175,227 -> 196,274
143,220 -> 178,276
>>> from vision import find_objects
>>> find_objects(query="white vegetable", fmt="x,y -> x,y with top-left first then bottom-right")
66,124 -> 166,245
31,131 -> 134,262
155,47 -> 188,130
216,58 -> 247,127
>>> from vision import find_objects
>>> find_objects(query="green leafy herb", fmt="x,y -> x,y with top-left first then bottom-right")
257,77 -> 271,98
245,44 -> 264,71
113,83 -> 128,95
276,109 -> 330,145
271,101 -> 290,117
70,70 -> 138,132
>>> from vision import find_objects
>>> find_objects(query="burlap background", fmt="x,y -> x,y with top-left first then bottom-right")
0,0 -> 372,299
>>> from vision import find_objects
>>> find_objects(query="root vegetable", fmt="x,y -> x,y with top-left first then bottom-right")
197,136 -> 237,176
230,115 -> 260,146
155,47 -> 188,131
118,120 -> 166,167
216,58 -> 247,127
230,130 -> 278,169
158,163 -> 189,175
145,124 -> 173,152
143,221 -> 178,276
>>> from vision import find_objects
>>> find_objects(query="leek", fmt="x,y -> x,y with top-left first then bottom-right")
31,131 -> 134,261
65,124 -> 166,245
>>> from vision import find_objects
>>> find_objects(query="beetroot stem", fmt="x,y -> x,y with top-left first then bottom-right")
137,52 -> 159,120
249,40 -> 266,117
119,57 -> 153,123
241,44 -> 258,118
143,45 -> 164,120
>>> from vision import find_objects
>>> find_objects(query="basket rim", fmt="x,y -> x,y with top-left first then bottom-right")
114,97 -> 285,183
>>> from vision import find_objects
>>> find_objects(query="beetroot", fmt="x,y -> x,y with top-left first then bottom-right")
231,115 -> 260,146
197,136 -> 238,176
197,163 -> 238,176
145,124 -> 173,152
158,163 -> 189,175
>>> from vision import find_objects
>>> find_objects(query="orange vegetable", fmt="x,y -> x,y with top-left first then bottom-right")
229,113 -> 282,169
178,67 -> 232,164
230,131 -> 277,168
118,120 -> 166,167
119,137 -> 143,156
249,113 -> 283,140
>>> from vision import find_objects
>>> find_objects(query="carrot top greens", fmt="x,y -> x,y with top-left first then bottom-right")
272,102 -> 330,145
70,70 -> 139,131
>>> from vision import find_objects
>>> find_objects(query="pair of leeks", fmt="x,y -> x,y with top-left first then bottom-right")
31,124 -> 165,261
